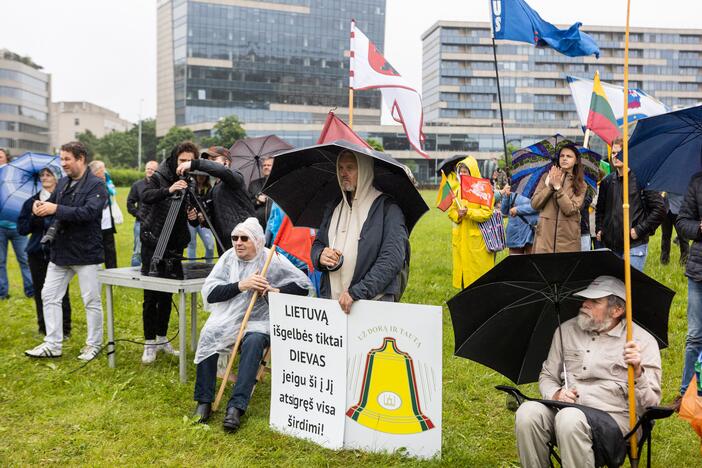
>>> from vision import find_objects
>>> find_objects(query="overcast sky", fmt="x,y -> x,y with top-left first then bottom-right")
0,0 -> 699,123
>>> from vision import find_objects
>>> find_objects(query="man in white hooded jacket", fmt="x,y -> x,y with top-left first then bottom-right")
311,150 -> 408,313
192,217 -> 312,431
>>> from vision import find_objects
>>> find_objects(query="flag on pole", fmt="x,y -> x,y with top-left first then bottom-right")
273,214 -> 315,272
567,75 -> 669,128
490,0 -> 600,57
435,171 -> 456,212
317,111 -> 371,149
460,175 -> 494,208
586,71 -> 621,145
350,20 -> 428,158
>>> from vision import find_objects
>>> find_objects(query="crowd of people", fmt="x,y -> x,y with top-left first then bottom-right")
3,134 -> 701,462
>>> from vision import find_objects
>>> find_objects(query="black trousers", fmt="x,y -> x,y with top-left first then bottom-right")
102,229 -> 117,269
193,332 -> 269,411
27,251 -> 71,335
661,211 -> 689,261
140,242 -> 175,340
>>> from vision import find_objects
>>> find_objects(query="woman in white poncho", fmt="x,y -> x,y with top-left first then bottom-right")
192,217 -> 312,431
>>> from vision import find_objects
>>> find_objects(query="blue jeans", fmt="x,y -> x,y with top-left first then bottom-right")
682,278 -> 702,394
614,243 -> 648,272
193,332 -> 269,411
0,226 -> 33,297
131,221 -> 141,267
187,225 -> 215,263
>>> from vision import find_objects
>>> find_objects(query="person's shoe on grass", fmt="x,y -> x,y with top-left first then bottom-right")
25,342 -> 62,358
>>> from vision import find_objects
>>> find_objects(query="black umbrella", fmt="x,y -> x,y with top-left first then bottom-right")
229,135 -> 294,189
447,250 -> 674,384
261,140 -> 428,233
435,155 -> 465,177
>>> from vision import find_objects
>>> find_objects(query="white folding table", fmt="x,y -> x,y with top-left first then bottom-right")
98,266 -> 205,383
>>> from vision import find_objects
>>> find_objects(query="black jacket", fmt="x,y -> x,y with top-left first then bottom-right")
248,176 -> 272,229
595,170 -> 666,252
127,178 -> 148,222
677,172 -> 702,281
580,191 -> 594,235
17,192 -> 53,256
189,159 -> 255,253
140,154 -> 191,254
46,170 -> 107,266
311,194 -> 408,301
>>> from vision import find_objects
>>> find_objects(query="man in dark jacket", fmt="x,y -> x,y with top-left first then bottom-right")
17,166 -> 72,336
127,160 -> 158,266
311,150 -> 408,313
176,146 -> 255,254
595,138 -> 665,271
139,142 -> 199,364
247,157 -> 274,228
24,141 -> 107,361
675,172 -> 702,398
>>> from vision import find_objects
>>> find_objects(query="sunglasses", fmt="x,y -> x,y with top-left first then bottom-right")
231,235 -> 249,242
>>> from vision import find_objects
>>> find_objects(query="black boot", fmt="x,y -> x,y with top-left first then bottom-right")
223,406 -> 243,432
193,402 -> 211,423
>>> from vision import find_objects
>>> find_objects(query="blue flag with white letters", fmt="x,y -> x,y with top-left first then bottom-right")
490,0 -> 600,58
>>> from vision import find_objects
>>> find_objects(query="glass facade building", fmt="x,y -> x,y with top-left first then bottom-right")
0,49 -> 51,155
158,0 -> 385,148
422,22 -> 702,153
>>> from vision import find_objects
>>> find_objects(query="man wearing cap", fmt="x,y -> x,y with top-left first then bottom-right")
177,146 -> 255,254
514,275 -> 661,468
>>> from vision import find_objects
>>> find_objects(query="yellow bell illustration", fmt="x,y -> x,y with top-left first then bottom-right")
346,337 -> 434,434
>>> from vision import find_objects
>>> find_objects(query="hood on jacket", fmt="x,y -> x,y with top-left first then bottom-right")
336,150 -> 376,208
456,156 -> 482,179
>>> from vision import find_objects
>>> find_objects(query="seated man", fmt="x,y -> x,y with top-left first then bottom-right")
192,217 -> 312,432
515,275 -> 661,467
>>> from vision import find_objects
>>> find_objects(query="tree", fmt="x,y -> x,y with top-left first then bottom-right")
97,131 -> 138,167
157,126 -> 196,160
128,118 -> 158,165
365,138 -> 384,152
200,115 -> 246,148
76,130 -> 100,159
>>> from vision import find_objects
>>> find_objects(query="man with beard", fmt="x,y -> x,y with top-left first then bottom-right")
514,276 -> 661,468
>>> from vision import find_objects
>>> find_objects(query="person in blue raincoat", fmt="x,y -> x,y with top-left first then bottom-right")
498,185 -> 539,255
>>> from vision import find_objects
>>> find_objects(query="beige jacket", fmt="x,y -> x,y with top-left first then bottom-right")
531,172 -> 585,253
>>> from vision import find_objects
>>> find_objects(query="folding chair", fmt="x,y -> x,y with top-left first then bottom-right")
217,347 -> 272,397
496,385 -> 674,468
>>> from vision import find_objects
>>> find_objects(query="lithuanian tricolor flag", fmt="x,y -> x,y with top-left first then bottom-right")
435,171 -> 455,211
586,71 -> 621,145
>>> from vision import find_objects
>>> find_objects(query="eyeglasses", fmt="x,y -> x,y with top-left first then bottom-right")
231,235 -> 249,242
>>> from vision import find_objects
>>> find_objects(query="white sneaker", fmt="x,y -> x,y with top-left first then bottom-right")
77,345 -> 101,361
25,342 -> 62,358
156,336 -> 180,357
141,340 -> 157,364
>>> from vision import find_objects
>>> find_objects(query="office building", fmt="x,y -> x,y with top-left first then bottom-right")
50,101 -> 132,152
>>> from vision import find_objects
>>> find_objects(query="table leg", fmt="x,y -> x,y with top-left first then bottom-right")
106,284 -> 115,368
190,292 -> 198,351
179,290 -> 187,383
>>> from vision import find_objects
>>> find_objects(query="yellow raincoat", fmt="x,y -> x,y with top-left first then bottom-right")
447,156 -> 494,288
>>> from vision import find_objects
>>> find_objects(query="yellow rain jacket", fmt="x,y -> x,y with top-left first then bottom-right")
447,156 -> 495,288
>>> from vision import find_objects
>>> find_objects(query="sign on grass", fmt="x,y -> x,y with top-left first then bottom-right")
269,294 -> 442,459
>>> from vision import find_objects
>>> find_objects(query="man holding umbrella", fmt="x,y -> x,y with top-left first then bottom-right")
311,149 -> 408,313
514,276 -> 661,467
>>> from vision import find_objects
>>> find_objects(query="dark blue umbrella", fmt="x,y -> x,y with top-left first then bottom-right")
629,104 -> 702,194
0,152 -> 62,222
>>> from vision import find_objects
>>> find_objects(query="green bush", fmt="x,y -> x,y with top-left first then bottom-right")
108,168 -> 143,186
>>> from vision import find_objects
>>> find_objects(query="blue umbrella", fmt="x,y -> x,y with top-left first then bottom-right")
510,135 -> 602,199
629,104 -> 702,194
0,152 -> 62,223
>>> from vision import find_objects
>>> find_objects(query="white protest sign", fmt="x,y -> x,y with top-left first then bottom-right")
268,293 -> 347,449
344,300 -> 442,459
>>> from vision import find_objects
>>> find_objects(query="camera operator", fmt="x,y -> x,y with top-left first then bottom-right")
139,141 -> 200,364
24,141 -> 107,361
176,146 -> 255,255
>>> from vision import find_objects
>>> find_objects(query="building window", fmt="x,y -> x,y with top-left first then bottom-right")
74,118 -> 80,126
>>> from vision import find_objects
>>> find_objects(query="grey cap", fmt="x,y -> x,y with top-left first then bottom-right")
574,275 -> 626,301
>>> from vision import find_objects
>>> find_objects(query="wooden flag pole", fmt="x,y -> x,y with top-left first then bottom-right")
348,88 -> 354,129
621,0 -> 639,463
213,246 -> 277,411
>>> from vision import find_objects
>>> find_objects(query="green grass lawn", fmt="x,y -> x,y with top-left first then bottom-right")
0,189 -> 698,466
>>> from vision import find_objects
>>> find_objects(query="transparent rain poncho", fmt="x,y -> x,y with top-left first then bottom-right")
194,218 -> 313,364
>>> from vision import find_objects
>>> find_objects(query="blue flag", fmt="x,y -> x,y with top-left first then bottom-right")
491,0 -> 600,58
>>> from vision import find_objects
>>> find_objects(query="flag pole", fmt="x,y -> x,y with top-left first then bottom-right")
489,1 -> 510,172
349,19 -> 355,129
621,0 -> 638,463
349,88 -> 354,129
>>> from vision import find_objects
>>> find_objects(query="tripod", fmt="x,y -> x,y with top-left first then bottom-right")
149,176 -> 224,279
